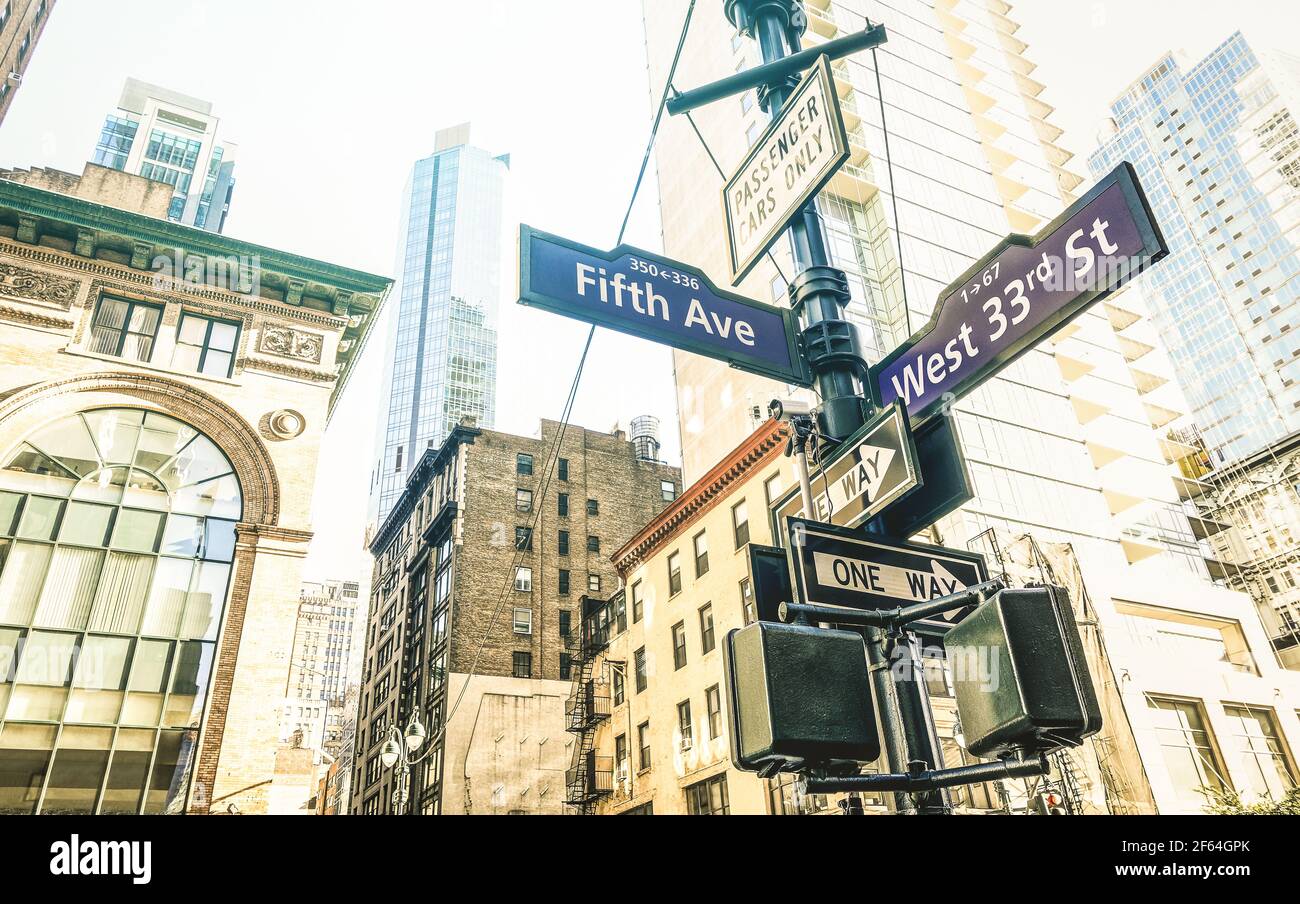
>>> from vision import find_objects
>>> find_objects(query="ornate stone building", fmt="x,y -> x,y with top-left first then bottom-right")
0,162 -> 390,814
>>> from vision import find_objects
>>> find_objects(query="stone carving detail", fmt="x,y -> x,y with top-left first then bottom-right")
0,263 -> 80,309
258,323 -> 324,364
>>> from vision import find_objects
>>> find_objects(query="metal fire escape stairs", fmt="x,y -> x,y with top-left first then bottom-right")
564,595 -> 615,814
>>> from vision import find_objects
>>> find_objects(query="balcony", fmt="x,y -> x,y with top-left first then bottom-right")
565,681 -> 612,733
565,753 -> 614,805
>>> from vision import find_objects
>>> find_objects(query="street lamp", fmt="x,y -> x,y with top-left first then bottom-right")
381,711 -> 436,813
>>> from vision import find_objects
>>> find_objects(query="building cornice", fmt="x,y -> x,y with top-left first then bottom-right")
612,419 -> 788,576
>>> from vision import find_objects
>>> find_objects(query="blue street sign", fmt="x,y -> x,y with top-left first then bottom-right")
871,162 -> 1167,426
518,225 -> 812,387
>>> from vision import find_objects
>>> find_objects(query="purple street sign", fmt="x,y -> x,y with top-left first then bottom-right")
871,163 -> 1167,426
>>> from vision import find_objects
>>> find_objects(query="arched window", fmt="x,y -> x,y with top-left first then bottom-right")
0,408 -> 241,815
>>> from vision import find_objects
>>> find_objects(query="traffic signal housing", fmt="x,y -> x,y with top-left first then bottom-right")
944,585 -> 1101,758
723,621 -> 879,773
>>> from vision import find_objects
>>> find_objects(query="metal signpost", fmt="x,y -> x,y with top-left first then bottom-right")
771,400 -> 919,529
723,54 -> 848,284
871,162 -> 1168,427
518,225 -> 812,386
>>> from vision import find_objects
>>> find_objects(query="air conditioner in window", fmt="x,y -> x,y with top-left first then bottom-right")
615,764 -> 629,783
678,737 -> 694,754
6,72 -> 21,86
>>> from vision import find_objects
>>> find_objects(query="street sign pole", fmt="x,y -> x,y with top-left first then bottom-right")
725,0 -> 949,811
726,0 -> 868,443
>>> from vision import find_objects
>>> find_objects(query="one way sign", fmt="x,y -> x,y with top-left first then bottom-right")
787,519 -> 988,630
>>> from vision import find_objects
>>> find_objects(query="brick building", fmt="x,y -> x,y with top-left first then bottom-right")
0,1 -> 57,127
352,418 -> 680,815
0,162 -> 390,814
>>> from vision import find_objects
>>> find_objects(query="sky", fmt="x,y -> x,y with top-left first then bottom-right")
0,0 -> 1295,584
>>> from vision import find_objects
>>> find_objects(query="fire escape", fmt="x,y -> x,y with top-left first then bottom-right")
564,594 -> 615,813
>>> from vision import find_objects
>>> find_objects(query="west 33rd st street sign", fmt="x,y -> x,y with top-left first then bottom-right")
872,162 -> 1168,427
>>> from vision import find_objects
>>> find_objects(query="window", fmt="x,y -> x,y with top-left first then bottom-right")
558,610 -> 572,637
560,653 -> 572,680
637,721 -> 651,770
668,551 -> 682,596
512,652 -> 532,679
0,408 -> 239,814
172,313 -> 238,378
516,489 -> 533,513
557,529 -> 569,556
764,473 -> 783,507
558,458 -> 569,481
631,580 -> 643,623
587,499 -> 599,516
661,480 -> 676,502
740,578 -> 755,625
706,685 -> 722,739
612,669 -> 625,706
1147,697 -> 1226,807
614,733 -> 628,772
699,604 -> 715,654
587,535 -> 600,553
732,499 -> 750,549
612,593 -> 627,633
634,647 -> 647,693
558,570 -> 570,596
516,454 -> 533,476
512,608 -> 532,635
588,574 -> 601,593
514,526 -> 533,551
1222,705 -> 1296,799
686,774 -> 730,815
693,531 -> 709,578
89,296 -> 163,363
557,493 -> 569,517
672,621 -> 687,670
514,567 -> 532,592
677,699 -> 693,748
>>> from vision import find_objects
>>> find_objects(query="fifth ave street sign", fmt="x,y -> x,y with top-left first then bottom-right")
871,162 -> 1168,427
787,519 -> 988,629
724,54 -> 848,284
771,400 -> 919,530
519,225 -> 812,386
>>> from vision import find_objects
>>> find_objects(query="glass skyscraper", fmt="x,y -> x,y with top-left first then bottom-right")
370,125 -> 508,524
1090,34 -> 1300,465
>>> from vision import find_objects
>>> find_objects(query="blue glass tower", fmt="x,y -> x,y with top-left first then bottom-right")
371,125 -> 508,523
1090,35 -> 1300,464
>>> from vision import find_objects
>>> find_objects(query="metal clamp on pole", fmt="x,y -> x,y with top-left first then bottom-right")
800,751 -> 1050,796
778,581 -> 1004,631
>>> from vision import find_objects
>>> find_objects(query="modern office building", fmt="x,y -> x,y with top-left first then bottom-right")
0,162 -> 390,815
0,1 -> 57,128
633,0 -> 1300,813
1089,34 -> 1300,465
281,578 -> 362,759
369,124 -> 508,526
91,78 -> 237,233
352,418 -> 679,815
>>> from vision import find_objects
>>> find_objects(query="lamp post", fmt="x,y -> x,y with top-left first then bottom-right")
379,711 -> 431,814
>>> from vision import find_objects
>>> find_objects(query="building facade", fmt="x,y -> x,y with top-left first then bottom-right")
0,162 -> 390,815
573,420 -> 1300,815
352,419 -> 679,815
281,578 -> 362,759
92,78 -> 237,234
0,0 -> 56,128
369,124 -> 508,525
1089,35 -> 1300,465
1197,430 -> 1300,670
